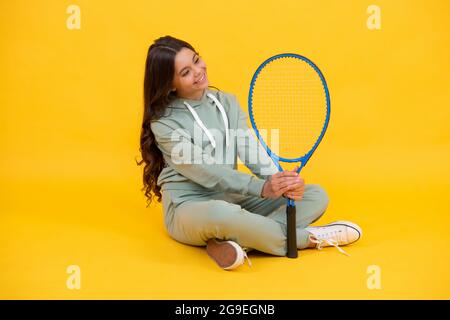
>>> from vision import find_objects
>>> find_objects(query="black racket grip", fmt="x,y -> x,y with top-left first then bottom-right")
286,205 -> 298,258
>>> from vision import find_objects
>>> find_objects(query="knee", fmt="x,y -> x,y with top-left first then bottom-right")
200,200 -> 243,234
171,200 -> 242,246
307,184 -> 330,212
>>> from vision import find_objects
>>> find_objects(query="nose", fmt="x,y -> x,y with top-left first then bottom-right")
194,64 -> 204,74
194,68 -> 203,77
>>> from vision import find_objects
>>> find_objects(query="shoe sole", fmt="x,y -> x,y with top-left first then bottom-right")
206,239 -> 239,270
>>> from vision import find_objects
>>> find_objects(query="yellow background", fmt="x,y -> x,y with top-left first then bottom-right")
1,0 -> 449,299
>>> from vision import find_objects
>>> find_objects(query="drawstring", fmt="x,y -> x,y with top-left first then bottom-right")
183,101 -> 217,149
207,93 -> 230,148
183,93 -> 229,149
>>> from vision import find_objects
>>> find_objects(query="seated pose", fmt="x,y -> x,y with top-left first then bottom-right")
138,35 -> 362,270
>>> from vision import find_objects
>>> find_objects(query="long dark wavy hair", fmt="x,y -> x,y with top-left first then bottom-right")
137,35 -> 219,207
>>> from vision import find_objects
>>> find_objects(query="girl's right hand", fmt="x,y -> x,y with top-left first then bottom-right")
261,170 -> 304,199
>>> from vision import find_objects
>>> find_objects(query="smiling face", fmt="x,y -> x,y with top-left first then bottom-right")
172,47 -> 209,100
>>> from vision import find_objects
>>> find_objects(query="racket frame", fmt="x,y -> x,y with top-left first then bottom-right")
248,53 -> 331,258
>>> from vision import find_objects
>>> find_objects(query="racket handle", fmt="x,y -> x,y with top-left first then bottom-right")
286,204 -> 298,258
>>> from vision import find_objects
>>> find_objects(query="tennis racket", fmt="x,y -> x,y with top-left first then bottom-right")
248,53 -> 330,258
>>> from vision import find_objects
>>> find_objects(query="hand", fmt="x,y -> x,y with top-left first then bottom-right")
282,166 -> 305,201
261,166 -> 304,199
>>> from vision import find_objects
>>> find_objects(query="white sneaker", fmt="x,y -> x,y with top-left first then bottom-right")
206,239 -> 252,270
305,221 -> 362,256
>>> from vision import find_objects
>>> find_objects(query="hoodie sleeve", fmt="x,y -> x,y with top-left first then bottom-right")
151,119 -> 266,197
231,94 -> 279,180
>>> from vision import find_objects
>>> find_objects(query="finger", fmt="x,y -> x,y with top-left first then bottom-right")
277,184 -> 294,194
279,175 -> 304,182
285,184 -> 303,193
285,188 -> 304,194
280,171 -> 299,177
276,177 -> 302,185
274,176 -> 303,185
284,190 -> 304,197
285,193 -> 303,199
283,189 -> 304,198
281,179 -> 304,189
271,172 -> 284,180
276,180 -> 302,190
286,191 -> 304,197
285,193 -> 303,200
287,184 -> 305,192
288,184 -> 303,192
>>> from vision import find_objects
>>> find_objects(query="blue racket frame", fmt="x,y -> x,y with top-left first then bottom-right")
248,53 -> 330,258
248,53 -> 331,206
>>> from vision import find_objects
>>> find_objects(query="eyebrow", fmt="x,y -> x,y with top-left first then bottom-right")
179,53 -> 198,75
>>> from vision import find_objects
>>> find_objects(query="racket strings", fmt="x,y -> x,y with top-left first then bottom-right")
251,57 -> 328,159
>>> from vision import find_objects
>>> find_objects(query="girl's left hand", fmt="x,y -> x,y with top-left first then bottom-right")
283,166 -> 305,201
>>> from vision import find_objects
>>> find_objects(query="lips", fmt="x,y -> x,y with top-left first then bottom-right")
195,73 -> 206,84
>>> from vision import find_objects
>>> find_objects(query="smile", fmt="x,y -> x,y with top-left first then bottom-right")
195,73 -> 206,84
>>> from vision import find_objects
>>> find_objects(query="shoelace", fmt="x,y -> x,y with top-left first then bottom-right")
242,248 -> 252,267
309,234 -> 351,257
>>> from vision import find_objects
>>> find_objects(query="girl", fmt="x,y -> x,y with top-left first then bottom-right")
138,35 -> 362,270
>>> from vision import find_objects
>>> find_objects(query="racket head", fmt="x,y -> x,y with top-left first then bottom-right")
248,53 -> 330,168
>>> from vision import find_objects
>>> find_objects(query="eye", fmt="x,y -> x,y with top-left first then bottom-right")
181,56 -> 200,77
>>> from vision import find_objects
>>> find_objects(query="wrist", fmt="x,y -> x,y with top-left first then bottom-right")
261,181 -> 267,198
260,175 -> 274,198
249,177 -> 266,198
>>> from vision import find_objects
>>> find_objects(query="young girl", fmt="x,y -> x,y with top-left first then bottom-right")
139,35 -> 362,270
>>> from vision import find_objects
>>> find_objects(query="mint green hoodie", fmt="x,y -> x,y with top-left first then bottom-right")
150,88 -> 278,204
